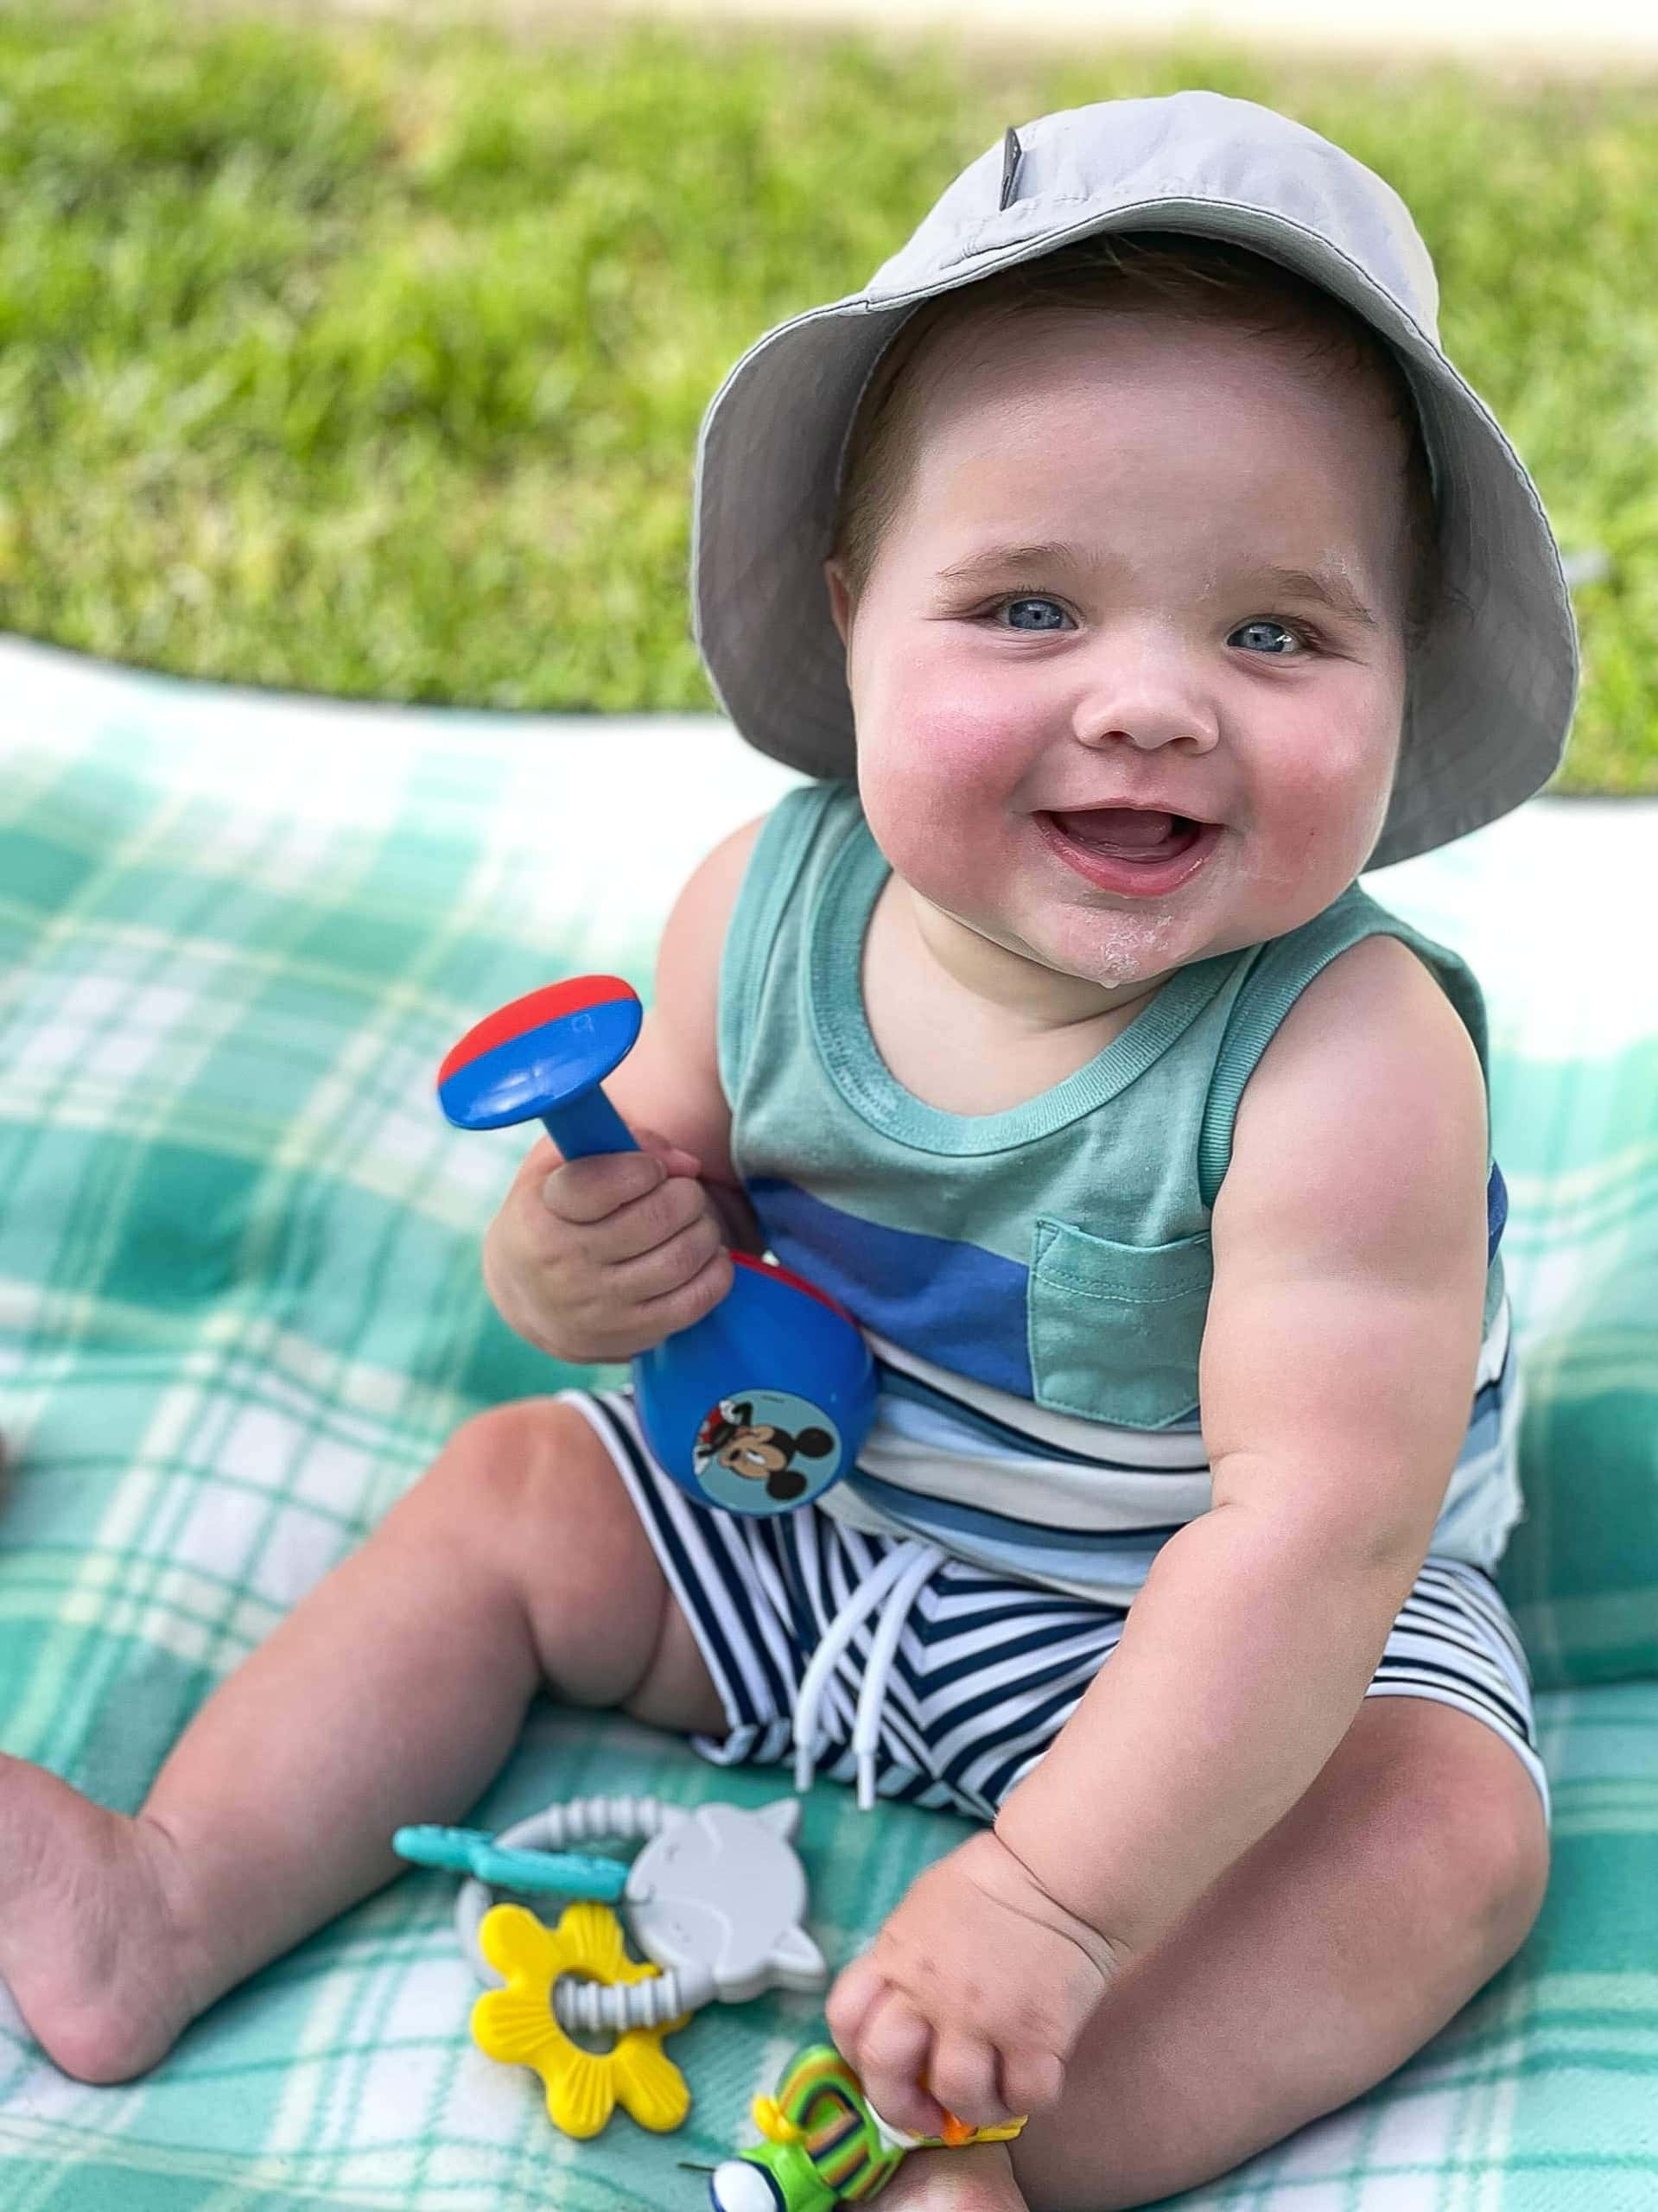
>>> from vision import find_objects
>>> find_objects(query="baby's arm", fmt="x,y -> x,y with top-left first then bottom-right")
830,933 -> 1492,2133
482,813 -> 767,1357
600,809 -> 766,1249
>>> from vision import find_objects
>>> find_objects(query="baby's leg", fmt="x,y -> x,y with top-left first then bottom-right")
0,1398 -> 723,2084
877,1696 -> 1547,2212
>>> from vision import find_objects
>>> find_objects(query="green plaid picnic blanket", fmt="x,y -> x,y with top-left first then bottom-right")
1,635 -> 1655,2209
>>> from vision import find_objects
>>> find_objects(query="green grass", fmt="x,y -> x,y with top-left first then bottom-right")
2,1 -> 1655,791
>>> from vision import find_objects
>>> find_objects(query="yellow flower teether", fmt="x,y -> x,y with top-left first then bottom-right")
471,1901 -> 691,2139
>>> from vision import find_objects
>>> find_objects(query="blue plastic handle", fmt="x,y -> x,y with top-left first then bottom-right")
537,1085 -> 638,1162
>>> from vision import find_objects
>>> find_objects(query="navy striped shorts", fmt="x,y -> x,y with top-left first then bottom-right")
559,1387 -> 1551,1830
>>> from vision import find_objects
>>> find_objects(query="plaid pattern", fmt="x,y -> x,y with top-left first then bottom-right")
1,635 -> 1655,2209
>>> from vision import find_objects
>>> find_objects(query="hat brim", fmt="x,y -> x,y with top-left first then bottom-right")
691,204 -> 1578,870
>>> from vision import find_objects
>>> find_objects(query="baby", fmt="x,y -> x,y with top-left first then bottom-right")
0,92 -> 1577,2212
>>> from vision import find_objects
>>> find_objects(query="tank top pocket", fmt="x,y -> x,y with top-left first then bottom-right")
1027,1217 -> 1212,1430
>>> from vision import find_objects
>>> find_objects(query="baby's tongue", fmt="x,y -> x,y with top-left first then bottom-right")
1052,806 -> 1178,855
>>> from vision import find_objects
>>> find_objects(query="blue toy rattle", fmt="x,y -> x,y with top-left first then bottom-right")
438,976 -> 876,1514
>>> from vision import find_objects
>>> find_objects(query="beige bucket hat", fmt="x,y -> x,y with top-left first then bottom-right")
689,89 -> 1578,869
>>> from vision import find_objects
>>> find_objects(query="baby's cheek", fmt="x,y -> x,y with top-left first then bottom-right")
1259,736 -> 1394,879
861,706 -> 1013,879
1308,765 -> 1397,875
866,696 -> 1013,803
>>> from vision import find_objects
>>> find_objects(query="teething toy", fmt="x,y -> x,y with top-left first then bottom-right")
437,976 -> 876,1512
452,1794 -> 827,2019
472,1899 -> 691,2138
702,2044 -> 1027,2209
403,1795 -> 829,2144
401,1804 -> 1010,2176
393,1823 -> 626,1900
397,1792 -> 828,2033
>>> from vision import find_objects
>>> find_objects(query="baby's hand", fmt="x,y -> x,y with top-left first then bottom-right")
481,1130 -> 733,1363
825,1829 -> 1128,2139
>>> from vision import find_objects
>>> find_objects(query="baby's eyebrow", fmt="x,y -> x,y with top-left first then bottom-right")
933,542 -> 1379,632
1255,564 -> 1380,632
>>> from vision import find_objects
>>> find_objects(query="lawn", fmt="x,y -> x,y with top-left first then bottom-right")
3,0 -> 1655,791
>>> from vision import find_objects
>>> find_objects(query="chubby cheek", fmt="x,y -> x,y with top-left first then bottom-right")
856,697 -> 1027,901
1242,725 -> 1397,918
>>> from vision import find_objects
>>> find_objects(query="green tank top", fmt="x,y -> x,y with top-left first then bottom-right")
717,779 -> 1518,1594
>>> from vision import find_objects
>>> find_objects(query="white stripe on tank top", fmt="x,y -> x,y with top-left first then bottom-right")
818,1297 -> 1521,1606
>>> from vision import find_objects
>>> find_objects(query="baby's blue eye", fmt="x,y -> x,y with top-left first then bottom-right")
1230,619 -> 1301,656
987,601 -> 1310,652
1000,597 -> 1070,631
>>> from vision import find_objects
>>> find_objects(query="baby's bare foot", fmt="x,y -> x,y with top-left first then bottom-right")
0,1751 -> 206,2082
876,2141 -> 1030,2211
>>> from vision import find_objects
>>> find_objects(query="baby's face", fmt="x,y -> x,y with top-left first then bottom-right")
826,311 -> 1413,1015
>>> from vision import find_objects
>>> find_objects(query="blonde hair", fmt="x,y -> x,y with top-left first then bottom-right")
828,232 -> 1443,651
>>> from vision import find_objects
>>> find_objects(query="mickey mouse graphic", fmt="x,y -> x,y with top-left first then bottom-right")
693,1396 -> 835,1504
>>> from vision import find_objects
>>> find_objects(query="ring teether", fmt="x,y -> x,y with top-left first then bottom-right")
470,1900 -> 690,2139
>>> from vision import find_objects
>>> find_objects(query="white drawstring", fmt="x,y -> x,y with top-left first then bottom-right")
791,1543 -> 916,1794
852,1542 -> 945,1809
791,1538 -> 946,1806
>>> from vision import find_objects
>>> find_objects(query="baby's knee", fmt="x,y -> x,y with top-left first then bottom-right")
435,1395 -> 594,1492
444,1399 -> 682,1706
407,1399 -> 645,1585
1341,1702 -> 1550,1967
1433,1758 -> 1551,1962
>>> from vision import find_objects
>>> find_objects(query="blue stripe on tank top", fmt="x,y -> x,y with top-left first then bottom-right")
753,1173 -> 1507,1444
1487,1162 -> 1508,1262
748,1176 -> 1033,1396
1459,1367 -> 1513,1460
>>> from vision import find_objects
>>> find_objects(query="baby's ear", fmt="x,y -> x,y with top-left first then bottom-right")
824,557 -> 854,649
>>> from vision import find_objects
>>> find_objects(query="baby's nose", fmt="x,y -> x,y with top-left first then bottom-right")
1068,632 -> 1221,753
1072,702 -> 1221,753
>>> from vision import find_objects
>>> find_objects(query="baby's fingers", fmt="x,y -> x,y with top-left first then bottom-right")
995,2041 -> 1065,2122
853,1987 -> 946,2140
824,1950 -> 887,2057
924,2032 -> 1010,2135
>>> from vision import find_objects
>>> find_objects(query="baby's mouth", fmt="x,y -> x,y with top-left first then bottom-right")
1042,807 -> 1204,862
